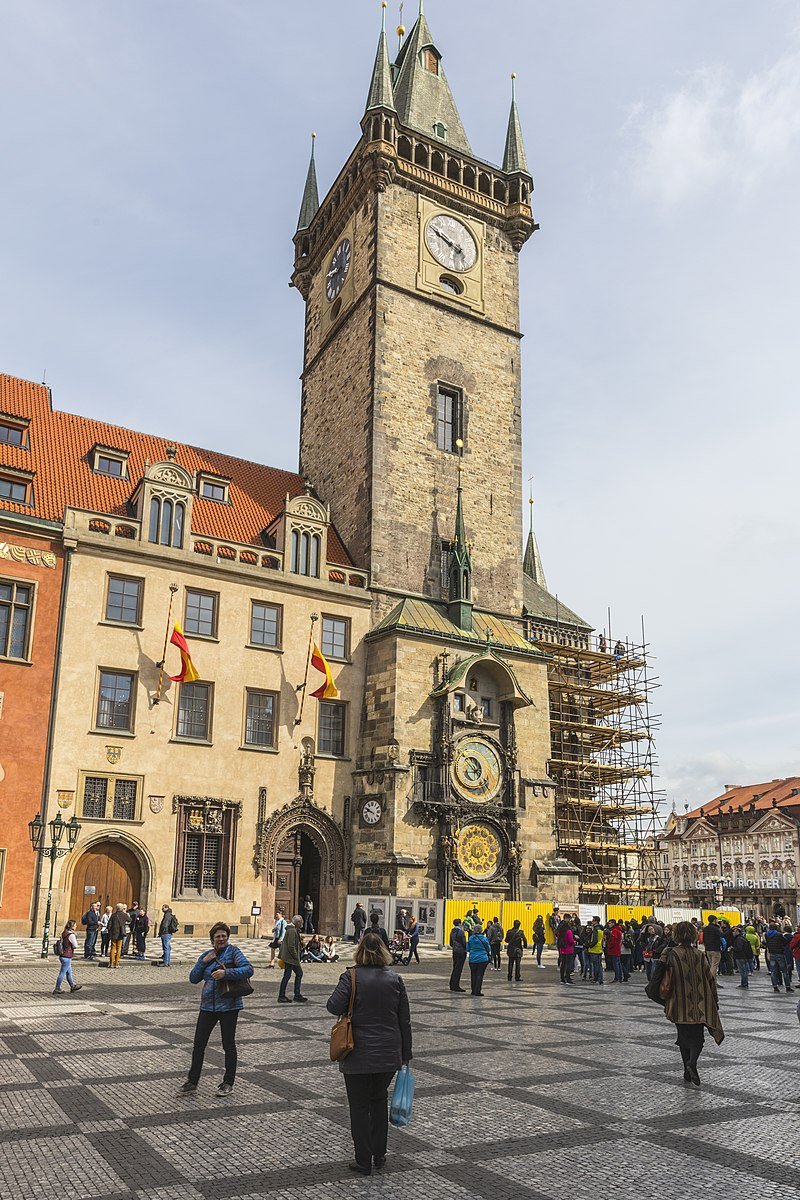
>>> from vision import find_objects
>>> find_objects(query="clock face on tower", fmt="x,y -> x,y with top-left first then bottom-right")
425,214 -> 477,273
450,737 -> 503,803
361,798 -> 382,826
326,238 -> 352,300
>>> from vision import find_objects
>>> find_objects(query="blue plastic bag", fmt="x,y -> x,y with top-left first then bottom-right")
389,1064 -> 415,1128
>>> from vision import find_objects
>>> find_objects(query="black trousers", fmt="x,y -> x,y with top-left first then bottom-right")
675,1023 -> 704,1070
508,950 -> 522,980
189,1010 -> 239,1085
344,1071 -> 395,1168
449,952 -> 466,990
470,960 -> 488,995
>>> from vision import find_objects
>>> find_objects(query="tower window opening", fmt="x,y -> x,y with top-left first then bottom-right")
436,384 -> 463,452
439,539 -> 451,594
439,275 -> 463,296
432,122 -> 447,142
291,529 -> 321,578
421,47 -> 440,75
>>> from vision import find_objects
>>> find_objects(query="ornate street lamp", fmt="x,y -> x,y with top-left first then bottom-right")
29,809 -> 82,959
708,874 -> 725,909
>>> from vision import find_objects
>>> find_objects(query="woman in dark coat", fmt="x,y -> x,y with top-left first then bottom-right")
326,932 -> 412,1176
654,920 -> 723,1086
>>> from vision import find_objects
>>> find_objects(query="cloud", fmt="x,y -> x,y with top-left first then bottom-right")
625,41 -> 800,207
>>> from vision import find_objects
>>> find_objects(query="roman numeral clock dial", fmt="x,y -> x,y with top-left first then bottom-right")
424,214 -> 477,273
325,237 -> 352,301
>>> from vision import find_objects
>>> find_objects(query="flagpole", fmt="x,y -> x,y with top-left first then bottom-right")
154,583 -> 179,704
295,612 -> 319,726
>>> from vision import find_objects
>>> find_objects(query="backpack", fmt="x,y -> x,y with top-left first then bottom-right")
168,915 -> 179,934
53,938 -> 63,957
622,931 -> 634,951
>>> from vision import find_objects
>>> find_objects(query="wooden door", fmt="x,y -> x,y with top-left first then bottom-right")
69,842 -> 142,923
275,833 -> 301,918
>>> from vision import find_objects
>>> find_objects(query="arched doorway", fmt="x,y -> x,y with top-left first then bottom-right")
275,832 -> 321,929
69,841 -> 142,923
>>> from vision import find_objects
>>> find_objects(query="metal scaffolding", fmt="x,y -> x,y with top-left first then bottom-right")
526,616 -> 665,904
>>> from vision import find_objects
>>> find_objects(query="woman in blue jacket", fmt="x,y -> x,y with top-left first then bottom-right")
179,922 -> 254,1097
467,922 -> 492,996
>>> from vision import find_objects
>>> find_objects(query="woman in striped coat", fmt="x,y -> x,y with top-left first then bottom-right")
660,920 -> 724,1086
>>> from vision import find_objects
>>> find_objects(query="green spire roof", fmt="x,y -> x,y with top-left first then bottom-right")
365,5 -> 396,113
393,9 -> 472,154
523,527 -> 547,590
295,135 -> 319,234
448,459 -> 473,631
503,75 -> 529,174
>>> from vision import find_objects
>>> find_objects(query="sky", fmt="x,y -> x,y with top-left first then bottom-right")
2,1 -> 798,810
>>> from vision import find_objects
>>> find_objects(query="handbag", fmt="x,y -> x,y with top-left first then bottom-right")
389,1064 -> 415,1128
214,956 -> 254,999
329,966 -> 357,1062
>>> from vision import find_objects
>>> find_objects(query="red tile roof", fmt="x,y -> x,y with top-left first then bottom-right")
0,374 -> 352,566
684,777 -> 800,821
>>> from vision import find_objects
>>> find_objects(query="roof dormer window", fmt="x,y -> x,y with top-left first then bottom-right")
198,474 -> 230,504
421,47 -> 440,75
432,121 -> 448,141
0,415 -> 29,448
0,469 -> 33,505
92,445 -> 129,478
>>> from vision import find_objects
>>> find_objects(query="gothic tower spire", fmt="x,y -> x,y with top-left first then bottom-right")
295,133 -> 319,233
365,3 -> 396,114
392,5 -> 471,153
503,74 -> 529,175
448,450 -> 473,631
523,496 -> 547,591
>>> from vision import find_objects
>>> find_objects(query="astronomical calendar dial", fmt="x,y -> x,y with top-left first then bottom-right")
361,798 -> 382,826
424,213 -> 477,273
456,822 -> 502,882
450,737 -> 503,803
325,238 -> 352,300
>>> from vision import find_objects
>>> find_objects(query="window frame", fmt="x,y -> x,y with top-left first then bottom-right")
148,495 -> 186,548
0,472 -> 33,505
290,528 -> 321,577
436,383 -> 463,453
317,699 -> 347,758
94,668 -> 137,733
242,688 -> 279,750
172,801 -> 236,900
103,574 -> 144,626
320,614 -> 351,662
183,588 -> 219,640
91,446 -> 129,478
0,417 -> 28,449
198,474 -> 230,504
175,680 -> 214,743
78,771 -> 143,822
0,577 -> 35,661
248,599 -> 282,650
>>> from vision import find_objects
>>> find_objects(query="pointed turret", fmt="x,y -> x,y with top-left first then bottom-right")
295,134 -> 319,234
448,454 -> 473,631
393,4 -> 472,154
365,3 -> 396,114
503,74 -> 529,175
523,499 -> 547,590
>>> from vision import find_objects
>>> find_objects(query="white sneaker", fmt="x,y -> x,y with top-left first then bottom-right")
537,964 -> 546,969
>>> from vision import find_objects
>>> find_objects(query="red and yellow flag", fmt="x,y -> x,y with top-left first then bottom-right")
168,621 -> 199,683
310,643 -> 339,699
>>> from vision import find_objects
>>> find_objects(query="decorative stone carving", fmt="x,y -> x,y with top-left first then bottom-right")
253,797 -> 347,886
150,463 -> 192,489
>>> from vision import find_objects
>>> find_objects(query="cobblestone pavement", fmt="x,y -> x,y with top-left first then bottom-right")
0,951 -> 798,1200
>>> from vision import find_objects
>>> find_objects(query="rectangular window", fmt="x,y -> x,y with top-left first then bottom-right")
81,774 -> 140,820
200,479 -> 228,503
96,455 -> 124,477
244,689 -> 277,748
174,801 -> 234,898
321,615 -> 350,661
95,670 -> 135,731
0,421 -> 26,447
0,580 -> 33,660
436,385 -> 462,452
105,575 -> 143,625
0,475 -> 30,503
177,682 -> 212,741
480,697 -> 492,718
184,589 -> 218,638
249,601 -> 281,648
453,692 -> 466,713
318,700 -> 346,757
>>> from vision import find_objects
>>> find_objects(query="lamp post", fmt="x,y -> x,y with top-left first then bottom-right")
708,874 -> 725,910
28,811 -> 81,959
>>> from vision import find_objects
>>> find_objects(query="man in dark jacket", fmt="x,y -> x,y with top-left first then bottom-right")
278,915 -> 307,1003
351,903 -> 367,942
449,918 -> 467,992
82,902 -> 100,960
156,904 -> 178,967
506,920 -> 528,981
123,902 -> 140,956
731,925 -> 753,988
702,917 -> 722,982
368,911 -> 390,950
765,921 -> 793,993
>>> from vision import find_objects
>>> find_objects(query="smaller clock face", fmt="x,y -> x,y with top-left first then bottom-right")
450,737 -> 503,803
326,238 -> 352,301
362,799 -> 382,826
425,214 -> 477,273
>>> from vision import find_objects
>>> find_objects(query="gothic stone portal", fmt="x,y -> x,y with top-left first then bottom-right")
258,800 -> 347,935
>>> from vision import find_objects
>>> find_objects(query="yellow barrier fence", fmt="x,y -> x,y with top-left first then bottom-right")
700,909 -> 742,926
606,905 -> 654,924
501,900 -> 558,944
444,898 -> 501,936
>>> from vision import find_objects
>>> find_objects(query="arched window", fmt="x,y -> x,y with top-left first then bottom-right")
291,529 -> 300,573
299,531 -> 310,575
290,528 -> 322,576
309,533 -> 320,578
160,499 -> 173,546
149,497 -> 160,544
173,501 -> 185,549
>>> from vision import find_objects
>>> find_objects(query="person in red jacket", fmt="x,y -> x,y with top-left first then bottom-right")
790,926 -> 800,975
607,920 -> 625,983
557,920 -> 576,985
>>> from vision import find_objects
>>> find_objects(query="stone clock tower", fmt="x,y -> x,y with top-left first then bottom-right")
291,6 -> 577,907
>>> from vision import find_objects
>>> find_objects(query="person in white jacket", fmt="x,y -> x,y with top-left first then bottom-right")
268,909 -> 287,968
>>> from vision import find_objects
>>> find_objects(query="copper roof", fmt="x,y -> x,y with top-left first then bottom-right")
0,373 -> 352,566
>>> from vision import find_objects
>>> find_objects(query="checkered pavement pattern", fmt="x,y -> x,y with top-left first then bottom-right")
0,953 -> 797,1200
0,938 -> 300,966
